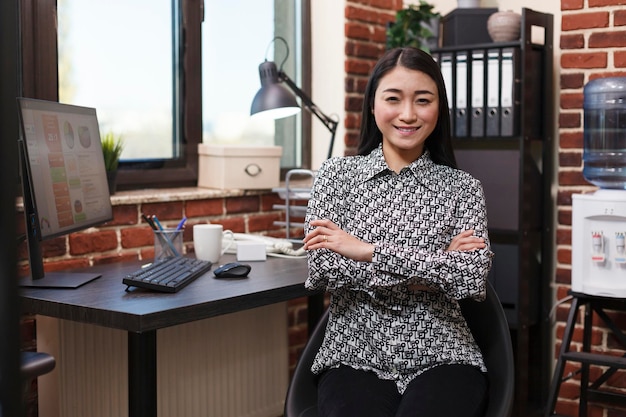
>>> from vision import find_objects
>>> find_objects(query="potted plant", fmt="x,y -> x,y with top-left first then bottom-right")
101,131 -> 124,194
386,1 -> 441,52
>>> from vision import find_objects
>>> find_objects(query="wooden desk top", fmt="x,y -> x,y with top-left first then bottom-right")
20,255 -> 312,333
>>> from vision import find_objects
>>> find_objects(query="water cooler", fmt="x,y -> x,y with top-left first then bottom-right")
572,77 -> 626,297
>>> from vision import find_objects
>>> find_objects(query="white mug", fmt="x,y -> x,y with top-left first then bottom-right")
193,224 -> 234,263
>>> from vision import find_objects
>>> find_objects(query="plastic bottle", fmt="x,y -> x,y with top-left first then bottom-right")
583,77 -> 626,189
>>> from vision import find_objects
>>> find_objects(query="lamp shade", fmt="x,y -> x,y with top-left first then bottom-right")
250,61 -> 300,120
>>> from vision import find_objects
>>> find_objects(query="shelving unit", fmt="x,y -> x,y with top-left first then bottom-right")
272,169 -> 316,241
432,8 -> 554,417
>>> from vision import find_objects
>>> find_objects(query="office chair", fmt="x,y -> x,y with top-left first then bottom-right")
21,351 -> 56,400
284,280 -> 515,417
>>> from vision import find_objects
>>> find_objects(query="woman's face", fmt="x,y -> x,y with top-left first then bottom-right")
372,66 -> 439,166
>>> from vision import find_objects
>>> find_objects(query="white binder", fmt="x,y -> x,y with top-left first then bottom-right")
470,51 -> 485,137
455,53 -> 468,137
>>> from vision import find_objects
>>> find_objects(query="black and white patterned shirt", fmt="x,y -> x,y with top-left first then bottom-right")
305,145 -> 493,394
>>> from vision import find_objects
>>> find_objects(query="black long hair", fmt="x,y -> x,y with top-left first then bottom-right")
357,47 -> 457,169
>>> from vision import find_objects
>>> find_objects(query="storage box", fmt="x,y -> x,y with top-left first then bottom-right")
198,144 -> 282,190
442,8 -> 497,47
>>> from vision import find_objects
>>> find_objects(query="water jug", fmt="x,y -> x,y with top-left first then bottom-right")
583,77 -> 626,189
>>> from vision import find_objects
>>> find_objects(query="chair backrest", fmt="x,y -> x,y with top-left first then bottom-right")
284,280 -> 515,417
459,281 -> 515,417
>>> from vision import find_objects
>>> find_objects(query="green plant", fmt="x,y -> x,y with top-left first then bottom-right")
386,1 -> 441,51
101,132 -> 124,172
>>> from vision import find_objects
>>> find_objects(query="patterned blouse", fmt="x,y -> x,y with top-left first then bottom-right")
305,145 -> 493,394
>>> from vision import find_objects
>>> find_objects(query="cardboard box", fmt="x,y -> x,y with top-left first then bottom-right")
198,144 -> 282,190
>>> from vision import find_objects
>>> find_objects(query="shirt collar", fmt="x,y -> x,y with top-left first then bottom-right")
359,145 -> 442,191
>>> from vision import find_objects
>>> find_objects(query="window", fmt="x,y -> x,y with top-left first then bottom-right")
46,0 -> 309,189
57,0 -> 181,162
202,0 -> 306,169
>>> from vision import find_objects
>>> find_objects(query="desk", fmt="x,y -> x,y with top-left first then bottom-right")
20,255 -> 318,417
545,292 -> 626,417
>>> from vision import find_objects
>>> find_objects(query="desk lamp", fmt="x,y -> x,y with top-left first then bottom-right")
250,37 -> 338,160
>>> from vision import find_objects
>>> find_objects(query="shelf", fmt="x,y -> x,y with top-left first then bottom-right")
273,169 -> 315,240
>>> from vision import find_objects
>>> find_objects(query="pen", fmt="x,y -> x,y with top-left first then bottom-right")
142,213 -> 158,230
152,215 -> 165,231
176,217 -> 187,231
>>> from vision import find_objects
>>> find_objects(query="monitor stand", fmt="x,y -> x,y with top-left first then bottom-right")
19,271 -> 101,289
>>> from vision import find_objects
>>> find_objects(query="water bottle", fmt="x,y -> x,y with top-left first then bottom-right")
583,77 -> 626,189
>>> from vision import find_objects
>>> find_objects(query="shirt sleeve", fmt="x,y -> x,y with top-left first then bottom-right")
369,178 -> 493,301
304,159 -> 370,291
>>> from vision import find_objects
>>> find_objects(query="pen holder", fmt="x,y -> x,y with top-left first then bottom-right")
154,229 -> 183,261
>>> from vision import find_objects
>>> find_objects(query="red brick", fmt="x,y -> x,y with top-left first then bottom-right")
616,10 -> 626,26
616,51 -> 626,67
561,51 -> 608,69
248,213 -> 283,233
559,170 -> 589,186
218,216 -> 246,233
345,21 -> 375,42
185,198 -> 224,217
560,33 -> 585,49
561,73 -> 585,89
562,12 -> 609,31
557,213 -> 571,229
120,226 -> 154,249
225,196 -> 260,214
559,151 -> 583,167
559,112 -> 582,128
559,130 -> 583,149
108,205 -> 138,226
561,92 -> 584,109
555,268 -> 572,285
557,247 -> 572,264
562,0 -> 584,9
590,0 -> 626,6
589,30 -> 626,48
141,202 -> 184,223
40,237 -> 67,258
346,58 -> 373,76
69,230 -> 118,255
45,258 -> 90,272
557,228 -> 572,245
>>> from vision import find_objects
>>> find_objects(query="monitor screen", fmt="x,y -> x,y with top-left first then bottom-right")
17,98 -> 113,288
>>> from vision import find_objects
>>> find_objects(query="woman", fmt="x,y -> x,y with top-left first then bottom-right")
302,47 -> 494,417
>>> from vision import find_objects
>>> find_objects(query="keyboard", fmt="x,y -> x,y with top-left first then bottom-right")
123,256 -> 213,293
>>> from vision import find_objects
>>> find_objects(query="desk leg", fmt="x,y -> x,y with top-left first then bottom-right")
128,330 -> 157,417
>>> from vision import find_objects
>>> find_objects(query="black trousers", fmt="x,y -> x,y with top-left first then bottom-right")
317,364 -> 488,417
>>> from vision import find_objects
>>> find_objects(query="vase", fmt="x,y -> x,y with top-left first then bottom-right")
487,10 -> 522,42
106,170 -> 118,195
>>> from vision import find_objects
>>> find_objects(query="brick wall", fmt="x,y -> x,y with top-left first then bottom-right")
344,0 -> 403,155
556,0 -> 626,415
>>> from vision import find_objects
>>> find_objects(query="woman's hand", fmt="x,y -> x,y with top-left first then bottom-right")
447,229 -> 486,252
303,219 -> 375,262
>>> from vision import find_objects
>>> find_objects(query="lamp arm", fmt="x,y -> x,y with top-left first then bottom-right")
278,71 -> 338,159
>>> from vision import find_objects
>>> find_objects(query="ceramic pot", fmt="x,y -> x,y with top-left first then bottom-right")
487,10 -> 522,42
457,0 -> 480,7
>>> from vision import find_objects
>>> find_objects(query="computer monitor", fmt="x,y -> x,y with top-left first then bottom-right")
17,98 -> 113,288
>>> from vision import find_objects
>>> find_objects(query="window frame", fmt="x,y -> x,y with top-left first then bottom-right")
20,0 -> 311,190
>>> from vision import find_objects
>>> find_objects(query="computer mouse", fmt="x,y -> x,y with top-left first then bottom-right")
213,262 -> 251,278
